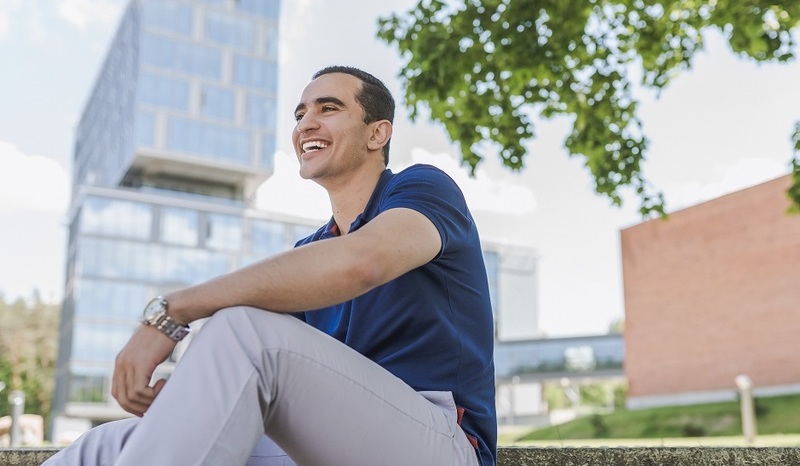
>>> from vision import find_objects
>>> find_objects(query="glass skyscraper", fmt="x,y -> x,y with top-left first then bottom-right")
50,0 -> 305,442
51,0 -> 540,442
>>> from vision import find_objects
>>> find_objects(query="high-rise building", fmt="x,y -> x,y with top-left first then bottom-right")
50,0 -> 302,441
51,0 -> 540,442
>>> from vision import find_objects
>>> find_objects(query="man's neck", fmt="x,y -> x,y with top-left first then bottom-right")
323,162 -> 385,235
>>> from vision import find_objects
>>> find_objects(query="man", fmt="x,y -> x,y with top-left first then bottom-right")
45,66 -> 496,466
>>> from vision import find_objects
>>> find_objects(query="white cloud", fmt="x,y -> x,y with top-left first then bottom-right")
0,0 -> 17,40
0,141 -> 70,214
0,12 -> 8,40
27,13 -> 46,42
400,148 -> 538,216
666,157 -> 788,211
255,151 -> 330,220
57,0 -> 120,31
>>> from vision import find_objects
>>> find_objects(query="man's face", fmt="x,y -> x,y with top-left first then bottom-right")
292,73 -> 372,183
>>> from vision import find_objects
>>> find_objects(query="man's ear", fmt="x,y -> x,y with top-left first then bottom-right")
367,120 -> 393,152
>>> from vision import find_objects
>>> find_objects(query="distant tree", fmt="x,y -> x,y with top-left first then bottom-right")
790,122 -> 800,213
378,0 -> 800,217
0,292 -> 59,427
608,317 -> 625,334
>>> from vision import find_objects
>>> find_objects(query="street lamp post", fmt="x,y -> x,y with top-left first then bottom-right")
9,390 -> 26,447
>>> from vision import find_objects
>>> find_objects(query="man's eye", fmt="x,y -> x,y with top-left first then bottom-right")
294,113 -> 304,121
321,105 -> 336,112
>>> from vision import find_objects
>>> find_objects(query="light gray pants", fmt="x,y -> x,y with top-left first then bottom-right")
45,307 -> 480,466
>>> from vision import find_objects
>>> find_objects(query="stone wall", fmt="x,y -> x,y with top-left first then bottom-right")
3,447 -> 800,465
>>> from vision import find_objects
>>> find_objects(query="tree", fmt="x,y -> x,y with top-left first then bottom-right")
378,0 -> 800,217
0,292 -> 60,429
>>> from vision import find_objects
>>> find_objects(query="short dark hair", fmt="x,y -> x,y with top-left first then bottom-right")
312,66 -> 395,165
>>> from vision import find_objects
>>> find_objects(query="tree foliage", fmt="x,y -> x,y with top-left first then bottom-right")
0,292 -> 59,426
378,0 -> 800,217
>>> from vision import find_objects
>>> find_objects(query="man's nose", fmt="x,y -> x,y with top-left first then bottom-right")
296,112 -> 319,134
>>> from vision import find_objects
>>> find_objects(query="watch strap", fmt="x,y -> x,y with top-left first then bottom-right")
141,297 -> 190,342
143,312 -> 191,342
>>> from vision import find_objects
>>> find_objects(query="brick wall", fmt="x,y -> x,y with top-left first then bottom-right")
621,175 -> 800,401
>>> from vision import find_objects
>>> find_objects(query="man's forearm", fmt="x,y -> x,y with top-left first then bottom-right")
164,208 -> 441,324
165,234 -> 377,324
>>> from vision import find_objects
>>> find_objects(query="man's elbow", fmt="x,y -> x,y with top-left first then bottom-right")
347,250 -> 392,293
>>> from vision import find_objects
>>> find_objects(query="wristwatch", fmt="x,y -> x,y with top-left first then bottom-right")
141,296 -> 191,342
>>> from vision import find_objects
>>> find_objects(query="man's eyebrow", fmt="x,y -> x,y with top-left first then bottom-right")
294,96 -> 347,115
315,96 -> 346,107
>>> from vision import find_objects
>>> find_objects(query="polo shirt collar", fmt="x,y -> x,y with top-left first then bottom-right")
319,168 -> 394,238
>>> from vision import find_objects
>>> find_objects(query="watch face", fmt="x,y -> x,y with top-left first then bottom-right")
143,297 -> 167,319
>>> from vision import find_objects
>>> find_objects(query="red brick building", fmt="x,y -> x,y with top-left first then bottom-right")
621,175 -> 800,408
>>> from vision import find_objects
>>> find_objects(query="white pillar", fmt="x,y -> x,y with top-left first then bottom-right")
735,374 -> 757,444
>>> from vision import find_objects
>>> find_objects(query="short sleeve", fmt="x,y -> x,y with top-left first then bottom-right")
379,164 -> 474,258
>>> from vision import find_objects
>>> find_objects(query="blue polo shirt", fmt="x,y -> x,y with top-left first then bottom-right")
295,164 -> 497,465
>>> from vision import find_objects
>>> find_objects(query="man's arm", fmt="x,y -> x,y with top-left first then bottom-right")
113,207 -> 442,415
167,206 -> 442,322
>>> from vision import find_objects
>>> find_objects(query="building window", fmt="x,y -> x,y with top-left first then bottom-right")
160,207 -> 199,246
75,279 -> 150,320
167,118 -> 250,164
142,33 -> 222,79
261,135 -> 275,170
71,323 -> 133,363
80,197 -> 152,240
263,23 -> 278,58
68,369 -> 108,403
142,0 -> 193,36
290,224 -> 318,242
136,111 -> 156,147
206,213 -> 242,250
234,55 -> 276,90
205,11 -> 254,50
246,94 -> 275,128
564,346 -> 597,372
250,219 -> 284,255
200,85 -> 236,121
139,73 -> 190,111
235,0 -> 280,19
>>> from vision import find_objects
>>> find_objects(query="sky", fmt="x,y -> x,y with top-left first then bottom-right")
1,0 -> 799,337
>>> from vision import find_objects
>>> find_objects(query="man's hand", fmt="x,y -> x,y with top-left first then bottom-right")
112,325 -> 177,416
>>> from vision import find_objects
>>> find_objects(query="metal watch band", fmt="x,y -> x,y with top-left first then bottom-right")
141,296 -> 190,342
145,313 -> 191,342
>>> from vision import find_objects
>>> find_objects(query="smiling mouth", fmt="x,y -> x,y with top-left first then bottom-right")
302,141 -> 329,153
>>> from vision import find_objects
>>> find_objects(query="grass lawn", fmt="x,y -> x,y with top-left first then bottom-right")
505,394 -> 800,446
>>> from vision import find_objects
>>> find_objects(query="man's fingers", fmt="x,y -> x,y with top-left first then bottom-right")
152,378 -> 167,398
113,353 -> 154,416
111,325 -> 177,416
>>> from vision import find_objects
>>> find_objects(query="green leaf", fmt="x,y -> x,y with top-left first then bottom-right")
378,0 -> 800,217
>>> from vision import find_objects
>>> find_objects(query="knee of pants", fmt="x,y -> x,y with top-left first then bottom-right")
204,306 -> 284,334
200,306 -> 300,352
78,417 -> 139,449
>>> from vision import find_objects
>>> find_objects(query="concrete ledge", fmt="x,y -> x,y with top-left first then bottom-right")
2,446 -> 800,465
497,447 -> 800,465
0,449 -> 59,466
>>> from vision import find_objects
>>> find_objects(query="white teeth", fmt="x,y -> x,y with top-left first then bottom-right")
302,141 -> 328,152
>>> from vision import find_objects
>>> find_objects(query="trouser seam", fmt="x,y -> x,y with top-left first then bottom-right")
266,348 -> 457,440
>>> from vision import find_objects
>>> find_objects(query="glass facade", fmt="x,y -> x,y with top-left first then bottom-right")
72,0 -> 280,201
52,0 -> 286,435
60,194 -> 314,407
